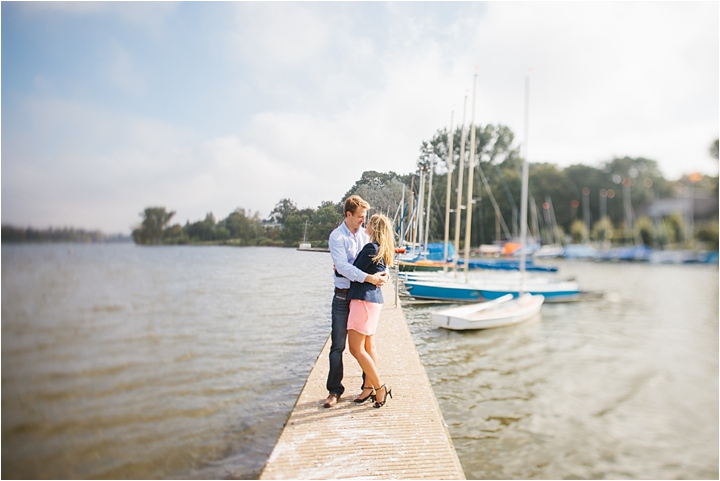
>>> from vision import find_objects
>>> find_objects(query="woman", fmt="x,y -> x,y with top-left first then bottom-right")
346,213 -> 395,408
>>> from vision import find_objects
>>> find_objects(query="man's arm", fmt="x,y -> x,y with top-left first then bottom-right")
329,234 -> 387,286
329,233 -> 373,283
353,243 -> 388,286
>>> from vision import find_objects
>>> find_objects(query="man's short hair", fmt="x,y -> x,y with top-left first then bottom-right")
344,195 -> 370,215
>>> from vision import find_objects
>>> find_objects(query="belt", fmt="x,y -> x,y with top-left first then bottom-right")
334,287 -> 350,294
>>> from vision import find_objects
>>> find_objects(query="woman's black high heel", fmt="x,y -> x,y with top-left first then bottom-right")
354,386 -> 376,403
373,384 -> 392,408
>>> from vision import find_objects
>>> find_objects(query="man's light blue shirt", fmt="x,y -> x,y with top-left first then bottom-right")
329,221 -> 370,289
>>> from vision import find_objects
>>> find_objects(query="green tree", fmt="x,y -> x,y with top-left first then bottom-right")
696,221 -> 719,250
569,219 -> 587,244
564,164 -> 606,229
214,227 -> 230,241
133,207 -> 176,245
282,211 -> 311,246
414,124 -> 523,247
591,216 -> 614,244
603,157 -> 671,214
419,124 -> 521,173
269,198 -> 298,225
222,208 -> 262,241
309,202 -> 342,243
355,177 -> 406,219
162,224 -> 187,244
527,163 -> 578,233
634,216 -> 656,247
655,220 -> 670,248
342,171 -> 410,206
664,213 -> 685,246
184,213 -> 216,242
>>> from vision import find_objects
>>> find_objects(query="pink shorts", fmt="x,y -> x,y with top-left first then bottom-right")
347,300 -> 383,336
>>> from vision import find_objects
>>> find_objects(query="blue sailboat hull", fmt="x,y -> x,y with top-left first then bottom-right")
405,283 -> 483,302
457,258 -> 558,272
480,289 -> 580,302
405,281 -> 581,302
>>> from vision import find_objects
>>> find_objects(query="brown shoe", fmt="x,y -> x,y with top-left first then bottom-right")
323,393 -> 340,408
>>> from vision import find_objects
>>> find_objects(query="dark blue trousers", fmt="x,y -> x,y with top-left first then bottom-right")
327,290 -> 349,396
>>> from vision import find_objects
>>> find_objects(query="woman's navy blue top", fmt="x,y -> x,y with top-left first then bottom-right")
348,242 -> 385,304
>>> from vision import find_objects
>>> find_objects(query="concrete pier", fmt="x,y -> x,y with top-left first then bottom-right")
260,281 -> 465,480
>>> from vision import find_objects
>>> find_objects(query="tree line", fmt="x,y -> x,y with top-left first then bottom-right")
133,124 -> 718,249
130,203 -> 348,247
408,125 -> 718,250
130,172 -> 414,247
6,123 -> 715,250
1,226 -> 131,243
133,157 -> 717,253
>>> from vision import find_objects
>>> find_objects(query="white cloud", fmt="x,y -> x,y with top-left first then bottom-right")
468,2 -> 719,177
232,3 -> 330,71
2,2 -> 717,233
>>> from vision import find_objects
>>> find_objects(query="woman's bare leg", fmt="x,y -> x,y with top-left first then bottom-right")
365,334 -> 378,370
348,329 -> 381,390
363,334 -> 389,405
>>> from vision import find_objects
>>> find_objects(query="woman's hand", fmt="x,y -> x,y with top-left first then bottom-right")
366,272 -> 388,286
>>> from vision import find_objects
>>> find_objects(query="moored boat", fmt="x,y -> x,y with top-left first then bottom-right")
457,257 -> 558,272
431,293 -> 544,330
405,281 -> 483,302
405,278 -> 579,302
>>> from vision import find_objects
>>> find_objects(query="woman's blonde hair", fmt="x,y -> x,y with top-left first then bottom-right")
368,214 -> 395,267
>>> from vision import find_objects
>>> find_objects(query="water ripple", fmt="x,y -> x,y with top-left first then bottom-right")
405,260 -> 718,480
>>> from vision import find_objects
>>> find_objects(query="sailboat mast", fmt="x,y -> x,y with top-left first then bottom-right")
520,74 -> 530,293
443,111 -> 455,272
417,168 -> 426,253
397,185 -> 405,247
409,176 -> 416,252
452,95 -> 468,275
463,73 -> 478,283
424,156 -> 434,250
530,195 -> 539,244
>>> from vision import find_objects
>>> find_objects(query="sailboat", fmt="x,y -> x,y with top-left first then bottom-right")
533,197 -> 565,258
409,74 -> 579,306
431,293 -> 543,330
430,74 -> 545,330
408,276 -> 577,302
298,220 -> 312,250
398,115 -> 458,272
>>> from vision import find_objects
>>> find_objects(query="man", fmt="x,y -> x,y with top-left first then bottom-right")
324,195 -> 387,408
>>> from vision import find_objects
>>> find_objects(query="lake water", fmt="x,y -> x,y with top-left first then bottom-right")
405,260 -> 718,479
2,245 -> 717,479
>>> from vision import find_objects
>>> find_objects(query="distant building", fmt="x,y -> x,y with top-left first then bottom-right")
646,198 -> 691,218
646,195 -> 717,220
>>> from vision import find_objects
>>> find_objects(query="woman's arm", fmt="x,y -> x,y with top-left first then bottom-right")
329,231 -> 374,283
353,243 -> 387,285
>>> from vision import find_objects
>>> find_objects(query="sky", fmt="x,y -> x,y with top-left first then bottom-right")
2,1 -> 718,234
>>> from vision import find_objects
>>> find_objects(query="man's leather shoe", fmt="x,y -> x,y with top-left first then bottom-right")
323,393 -> 340,408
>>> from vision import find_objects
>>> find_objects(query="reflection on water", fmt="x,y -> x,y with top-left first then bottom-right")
2,244 -> 334,479
405,260 -> 719,479
2,245 -> 717,479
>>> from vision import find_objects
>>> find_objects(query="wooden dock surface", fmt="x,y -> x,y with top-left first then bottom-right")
260,280 -> 465,480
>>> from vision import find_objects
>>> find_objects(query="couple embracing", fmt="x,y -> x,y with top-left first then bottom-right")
323,195 -> 394,410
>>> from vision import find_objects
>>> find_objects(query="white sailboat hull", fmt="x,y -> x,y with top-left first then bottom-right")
431,293 -> 544,330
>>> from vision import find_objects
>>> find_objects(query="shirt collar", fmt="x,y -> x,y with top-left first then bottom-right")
341,220 -> 359,237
